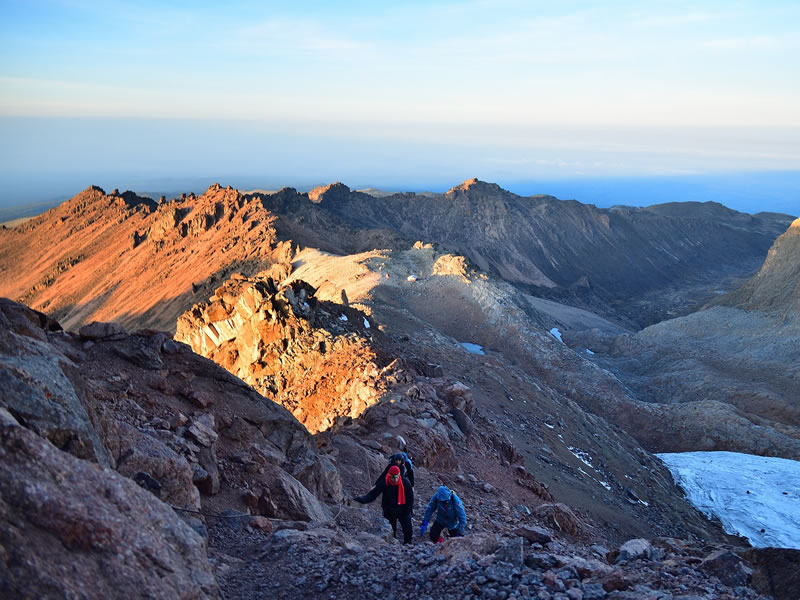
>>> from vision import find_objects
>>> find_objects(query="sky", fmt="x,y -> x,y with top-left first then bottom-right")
1,1 -> 798,213
658,451 -> 800,549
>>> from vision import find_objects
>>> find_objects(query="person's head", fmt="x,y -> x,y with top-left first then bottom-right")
435,485 -> 452,503
388,465 -> 401,484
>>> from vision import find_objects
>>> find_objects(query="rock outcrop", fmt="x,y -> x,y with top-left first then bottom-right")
0,422 -> 219,599
176,274 -> 391,433
0,297 -> 344,596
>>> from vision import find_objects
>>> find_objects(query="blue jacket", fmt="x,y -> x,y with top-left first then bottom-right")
423,486 -> 466,533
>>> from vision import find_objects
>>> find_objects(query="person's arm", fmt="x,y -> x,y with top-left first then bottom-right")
423,495 -> 437,523
454,495 -> 467,534
354,482 -> 383,504
403,478 -> 414,513
406,462 -> 415,487
419,495 -> 437,536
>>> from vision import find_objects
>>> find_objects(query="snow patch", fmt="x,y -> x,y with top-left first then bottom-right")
339,314 -> 348,322
363,317 -> 370,329
460,342 -> 485,355
568,446 -> 595,469
549,327 -> 563,342
657,451 -> 800,549
585,348 -> 595,355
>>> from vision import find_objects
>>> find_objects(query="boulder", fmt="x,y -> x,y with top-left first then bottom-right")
290,451 -> 343,505
533,503 -> 582,536
104,420 -> 200,511
494,536 -> 525,567
452,407 -> 474,435
615,538 -> 652,563
0,423 -> 219,599
78,321 -> 128,341
699,549 -> 752,587
195,445 -> 220,495
441,381 -> 476,417
0,297 -> 61,342
330,434 -> 383,493
187,415 -> 218,447
0,328 -> 110,466
256,463 -> 332,522
742,547 -> 800,600
554,555 -> 613,579
438,533 -> 502,565
112,341 -> 163,370
514,525 -> 553,545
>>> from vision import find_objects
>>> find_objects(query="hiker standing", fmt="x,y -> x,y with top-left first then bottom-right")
419,485 -> 467,542
354,465 -> 414,543
376,452 -> 415,487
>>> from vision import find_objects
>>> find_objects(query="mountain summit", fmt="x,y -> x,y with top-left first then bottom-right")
445,178 -> 505,195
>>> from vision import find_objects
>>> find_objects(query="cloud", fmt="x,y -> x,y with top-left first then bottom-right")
232,18 -> 373,53
629,13 -> 722,27
699,35 -> 779,49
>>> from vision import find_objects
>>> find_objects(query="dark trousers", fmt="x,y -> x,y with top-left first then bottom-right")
388,512 -> 413,544
429,521 -> 460,542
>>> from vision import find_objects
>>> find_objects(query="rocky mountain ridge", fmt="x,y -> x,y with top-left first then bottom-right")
0,183 -> 290,332
2,180 -> 792,333
294,178 -> 794,327
2,180 -> 799,598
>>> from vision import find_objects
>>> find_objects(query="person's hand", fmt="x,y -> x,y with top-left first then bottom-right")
419,520 -> 428,537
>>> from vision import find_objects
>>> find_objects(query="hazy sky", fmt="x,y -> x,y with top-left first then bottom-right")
1,1 -> 798,211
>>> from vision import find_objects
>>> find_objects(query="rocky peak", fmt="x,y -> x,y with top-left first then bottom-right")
715,216 -> 800,316
116,190 -> 158,211
446,178 -> 505,196
308,182 -> 352,204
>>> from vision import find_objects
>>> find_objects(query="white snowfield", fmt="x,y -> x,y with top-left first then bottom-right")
657,451 -> 800,549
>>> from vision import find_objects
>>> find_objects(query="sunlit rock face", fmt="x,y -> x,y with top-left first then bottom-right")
0,183 -> 290,332
175,273 -> 392,433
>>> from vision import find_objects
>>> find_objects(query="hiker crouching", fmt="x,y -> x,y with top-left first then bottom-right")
354,465 -> 414,543
420,485 -> 466,542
